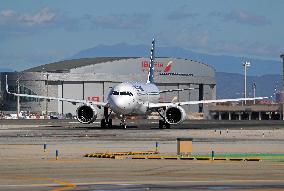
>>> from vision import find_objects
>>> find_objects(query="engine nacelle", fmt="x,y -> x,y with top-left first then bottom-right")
76,104 -> 97,124
164,106 -> 186,124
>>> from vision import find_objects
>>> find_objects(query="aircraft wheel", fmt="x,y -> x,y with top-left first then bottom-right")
101,119 -> 106,128
120,123 -> 127,129
159,120 -> 164,129
108,119 -> 112,128
165,122 -> 171,129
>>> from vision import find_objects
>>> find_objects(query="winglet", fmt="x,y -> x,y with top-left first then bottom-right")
146,38 -> 155,84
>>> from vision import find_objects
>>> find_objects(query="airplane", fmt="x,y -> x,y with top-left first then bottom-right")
5,39 -> 267,128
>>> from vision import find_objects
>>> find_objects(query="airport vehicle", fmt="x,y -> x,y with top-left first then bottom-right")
6,39 -> 267,128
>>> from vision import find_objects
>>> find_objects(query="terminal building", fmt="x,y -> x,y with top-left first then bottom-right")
0,57 -> 216,118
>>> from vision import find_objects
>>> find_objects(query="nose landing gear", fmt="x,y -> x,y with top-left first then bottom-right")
119,115 -> 127,128
157,108 -> 171,129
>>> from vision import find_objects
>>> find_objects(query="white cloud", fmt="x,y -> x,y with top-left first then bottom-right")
0,7 -> 56,27
228,9 -> 270,26
211,9 -> 271,26
1,10 -> 16,17
0,7 -> 80,38
159,28 -> 281,59
167,5 -> 198,20
207,40 -> 282,59
20,7 -> 56,26
164,30 -> 210,50
90,13 -> 150,30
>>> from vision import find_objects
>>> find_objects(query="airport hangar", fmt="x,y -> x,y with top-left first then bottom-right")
0,57 -> 216,118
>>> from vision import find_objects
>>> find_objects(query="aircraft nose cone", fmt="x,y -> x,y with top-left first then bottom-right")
115,99 -> 128,109
109,96 -> 135,114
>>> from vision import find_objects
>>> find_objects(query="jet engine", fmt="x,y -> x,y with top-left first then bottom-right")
164,106 -> 186,124
76,104 -> 97,124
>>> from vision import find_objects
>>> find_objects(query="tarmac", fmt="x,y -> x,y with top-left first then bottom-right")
1,119 -> 284,191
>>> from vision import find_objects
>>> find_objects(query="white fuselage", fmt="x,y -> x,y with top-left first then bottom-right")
107,82 -> 160,115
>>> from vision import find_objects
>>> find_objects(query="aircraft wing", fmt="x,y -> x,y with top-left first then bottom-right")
148,97 -> 267,108
159,88 -> 194,93
5,75 -> 107,107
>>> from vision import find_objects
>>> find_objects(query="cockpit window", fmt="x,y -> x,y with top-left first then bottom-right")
120,91 -> 133,96
111,91 -> 119,95
111,91 -> 133,96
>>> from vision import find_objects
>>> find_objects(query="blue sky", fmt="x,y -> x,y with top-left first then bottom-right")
0,0 -> 283,71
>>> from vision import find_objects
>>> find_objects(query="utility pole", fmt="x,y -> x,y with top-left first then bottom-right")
280,54 -> 284,120
243,61 -> 250,105
17,78 -> 20,118
253,82 -> 256,104
16,73 -> 22,119
45,73 -> 49,119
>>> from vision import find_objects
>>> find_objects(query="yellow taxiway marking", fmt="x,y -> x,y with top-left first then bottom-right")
50,180 -> 76,191
0,177 -> 76,191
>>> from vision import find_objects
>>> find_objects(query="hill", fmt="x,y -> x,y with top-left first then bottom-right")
216,72 -> 282,99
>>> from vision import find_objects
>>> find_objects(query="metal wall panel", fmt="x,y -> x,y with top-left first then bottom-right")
84,82 -> 104,118
189,84 -> 199,112
156,84 -> 166,102
203,85 -> 211,100
47,83 -> 58,113
164,84 -> 179,102
62,82 -> 83,115
57,82 -> 63,114
178,84 -> 191,112
84,82 -> 103,102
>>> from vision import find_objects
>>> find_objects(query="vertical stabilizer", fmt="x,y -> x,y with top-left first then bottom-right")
146,38 -> 155,84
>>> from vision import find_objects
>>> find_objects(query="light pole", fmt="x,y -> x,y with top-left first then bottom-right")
16,73 -> 22,118
42,67 -> 49,119
253,82 -> 256,104
243,61 -> 250,104
281,54 -> 284,120
45,73 -> 49,119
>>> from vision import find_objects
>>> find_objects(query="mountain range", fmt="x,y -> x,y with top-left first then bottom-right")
216,72 -> 281,99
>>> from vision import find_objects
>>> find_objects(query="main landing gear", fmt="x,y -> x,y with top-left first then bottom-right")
157,109 -> 171,129
100,107 -> 127,128
159,119 -> 170,129
101,107 -> 113,128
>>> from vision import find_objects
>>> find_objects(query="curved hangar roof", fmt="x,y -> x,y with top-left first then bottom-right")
25,57 -> 215,78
